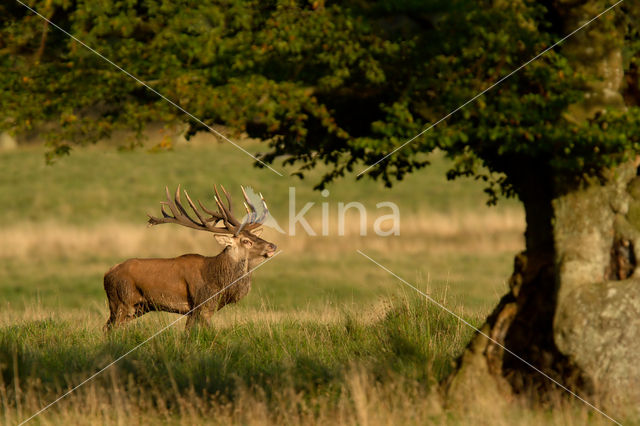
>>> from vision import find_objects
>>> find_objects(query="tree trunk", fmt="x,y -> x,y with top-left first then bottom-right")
445,162 -> 640,415
444,1 -> 640,417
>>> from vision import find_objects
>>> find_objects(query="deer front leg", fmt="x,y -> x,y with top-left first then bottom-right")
185,287 -> 220,329
185,310 -> 211,329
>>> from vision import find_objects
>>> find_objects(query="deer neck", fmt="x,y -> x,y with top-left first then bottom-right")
213,246 -> 251,276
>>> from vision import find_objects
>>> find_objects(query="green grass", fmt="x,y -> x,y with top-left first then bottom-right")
2,142 -> 615,424
0,141 -> 520,313
0,141 -> 519,225
0,298 -> 470,404
0,297 -> 480,425
0,250 -> 511,313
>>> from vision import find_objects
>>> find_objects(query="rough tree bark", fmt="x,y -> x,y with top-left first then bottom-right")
444,1 -> 640,417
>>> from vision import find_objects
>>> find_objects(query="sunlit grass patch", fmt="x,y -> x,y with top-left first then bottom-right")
5,142 -> 601,424
0,297 -> 470,421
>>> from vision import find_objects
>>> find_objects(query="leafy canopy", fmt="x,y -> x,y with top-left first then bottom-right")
2,1 -> 640,201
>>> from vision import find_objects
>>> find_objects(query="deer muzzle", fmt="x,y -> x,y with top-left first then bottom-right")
264,243 -> 277,258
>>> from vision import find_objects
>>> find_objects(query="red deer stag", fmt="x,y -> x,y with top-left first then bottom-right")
103,185 -> 277,330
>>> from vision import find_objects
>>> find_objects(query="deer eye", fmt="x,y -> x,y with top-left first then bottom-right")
242,239 -> 252,247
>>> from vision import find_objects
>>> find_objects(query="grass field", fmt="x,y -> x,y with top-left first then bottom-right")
0,139 -> 619,424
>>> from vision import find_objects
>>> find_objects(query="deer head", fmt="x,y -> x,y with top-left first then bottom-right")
147,185 -> 277,267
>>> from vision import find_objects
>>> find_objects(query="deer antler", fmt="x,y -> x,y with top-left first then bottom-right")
239,186 -> 269,232
147,185 -> 269,235
148,185 -> 235,234
212,185 -> 241,228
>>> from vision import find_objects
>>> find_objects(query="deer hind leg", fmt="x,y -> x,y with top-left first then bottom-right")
103,309 -> 117,332
104,274 -> 120,331
104,300 -> 135,331
103,274 -> 142,331
103,304 -> 118,331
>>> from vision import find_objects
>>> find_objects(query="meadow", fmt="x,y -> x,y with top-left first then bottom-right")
0,137 -> 618,424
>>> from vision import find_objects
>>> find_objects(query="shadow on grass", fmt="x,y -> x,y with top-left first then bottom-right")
0,297 -> 477,410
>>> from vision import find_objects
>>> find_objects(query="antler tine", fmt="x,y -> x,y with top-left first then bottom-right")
159,202 -> 171,218
256,192 -> 269,223
173,185 -> 197,223
241,186 -> 256,211
197,200 -> 224,223
212,186 -> 229,221
162,185 -> 180,219
241,186 -> 258,222
182,189 -> 208,226
148,185 -> 237,234
148,185 -> 206,231
240,186 -> 270,232
214,185 -> 241,226
220,185 -> 234,211
182,189 -> 236,233
242,202 -> 256,223
148,185 -> 266,235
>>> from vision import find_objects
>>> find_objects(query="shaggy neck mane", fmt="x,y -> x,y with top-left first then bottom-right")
210,246 -> 250,277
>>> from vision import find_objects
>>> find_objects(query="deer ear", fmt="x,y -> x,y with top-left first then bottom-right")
214,234 -> 234,247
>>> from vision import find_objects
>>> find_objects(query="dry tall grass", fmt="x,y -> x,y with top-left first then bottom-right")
3,140 -> 622,425
11,371 -> 609,426
0,302 -> 620,426
0,210 -> 524,261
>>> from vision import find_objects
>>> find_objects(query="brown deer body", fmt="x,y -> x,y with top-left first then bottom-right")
103,185 -> 276,330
